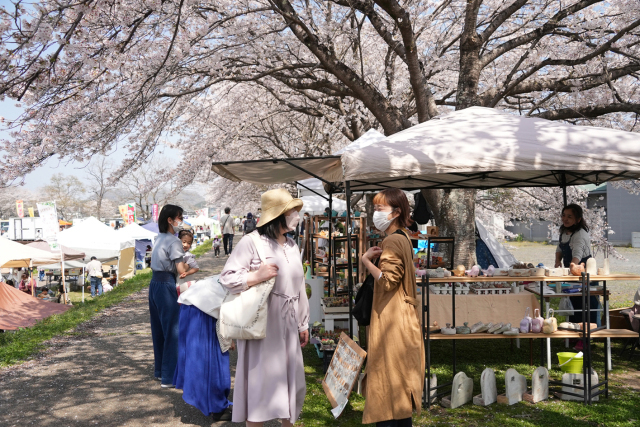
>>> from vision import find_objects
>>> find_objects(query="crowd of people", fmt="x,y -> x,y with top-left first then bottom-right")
146,188 -> 426,426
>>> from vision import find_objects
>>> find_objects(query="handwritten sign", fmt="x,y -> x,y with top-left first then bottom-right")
322,332 -> 367,418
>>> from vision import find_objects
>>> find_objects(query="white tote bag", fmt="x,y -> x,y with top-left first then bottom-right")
177,275 -> 227,319
219,231 -> 275,340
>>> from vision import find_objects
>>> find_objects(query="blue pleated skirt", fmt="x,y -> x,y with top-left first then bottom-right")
173,305 -> 231,416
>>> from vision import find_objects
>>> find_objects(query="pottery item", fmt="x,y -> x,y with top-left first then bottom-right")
466,265 -> 480,277
473,368 -> 497,406
453,265 -> 466,277
481,265 -> 495,277
477,322 -> 492,333
442,323 -> 457,335
416,269 -> 426,277
530,267 -> 545,276
508,268 -> 530,277
318,266 -> 328,272
603,258 -> 610,275
470,321 -> 484,333
542,309 -> 558,334
441,372 -> 474,409
511,284 -> 520,294
503,328 -> 520,336
435,267 -> 445,278
545,267 -> 563,277
487,322 -> 503,333
519,307 -> 532,333
502,368 -> 527,405
524,367 -> 549,403
562,267 -> 570,275
586,258 -> 597,275
493,323 -> 511,334
531,309 -> 544,333
559,322 -> 578,330
443,269 -> 452,277
570,263 -> 585,276
456,322 -> 472,334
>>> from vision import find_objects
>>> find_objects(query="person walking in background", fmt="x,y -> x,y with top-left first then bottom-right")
243,212 -> 257,235
86,256 -> 104,297
360,188 -> 424,427
220,207 -> 235,256
220,188 -> 309,427
149,204 -> 188,389
213,236 -> 221,257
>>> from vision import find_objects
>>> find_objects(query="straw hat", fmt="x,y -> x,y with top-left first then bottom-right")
258,188 -> 303,227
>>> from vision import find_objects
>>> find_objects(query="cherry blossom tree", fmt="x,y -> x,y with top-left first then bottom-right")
0,0 -> 638,263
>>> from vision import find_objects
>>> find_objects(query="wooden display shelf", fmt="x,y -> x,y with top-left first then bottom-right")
423,274 -> 640,284
426,329 -> 638,340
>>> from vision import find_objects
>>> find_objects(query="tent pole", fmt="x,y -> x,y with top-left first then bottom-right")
561,173 -> 567,206
82,266 -> 85,303
30,260 -> 34,297
61,254 -> 67,304
328,195 -> 333,296
117,256 -> 120,287
345,181 -> 354,340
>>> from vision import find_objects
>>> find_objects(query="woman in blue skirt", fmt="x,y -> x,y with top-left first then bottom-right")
173,304 -> 233,421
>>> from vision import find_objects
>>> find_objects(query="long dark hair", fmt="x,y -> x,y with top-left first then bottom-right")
158,204 -> 183,233
257,214 -> 287,240
560,203 -> 589,233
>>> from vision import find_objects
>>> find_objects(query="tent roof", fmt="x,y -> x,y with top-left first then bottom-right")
26,241 -> 86,261
297,129 -> 387,197
0,282 -> 70,330
57,217 -> 135,261
211,156 -> 340,186
141,222 -> 159,234
117,222 -> 158,240
0,239 -> 61,268
342,107 -> 640,191
188,216 -> 218,227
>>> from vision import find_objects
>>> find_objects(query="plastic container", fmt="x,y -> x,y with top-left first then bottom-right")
557,352 -> 584,374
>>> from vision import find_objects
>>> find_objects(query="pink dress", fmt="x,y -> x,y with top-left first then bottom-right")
219,233 -> 309,423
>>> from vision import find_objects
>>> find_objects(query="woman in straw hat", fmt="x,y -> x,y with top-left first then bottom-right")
220,188 -> 310,426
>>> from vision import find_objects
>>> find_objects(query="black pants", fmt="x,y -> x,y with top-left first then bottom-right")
223,234 -> 234,255
377,418 -> 412,427
214,246 -> 220,256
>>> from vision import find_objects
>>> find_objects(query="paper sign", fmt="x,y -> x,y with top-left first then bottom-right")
37,201 -> 59,250
16,200 -> 24,218
322,333 -> 367,418
28,207 -> 34,217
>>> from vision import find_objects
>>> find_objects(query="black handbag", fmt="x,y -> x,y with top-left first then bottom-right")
353,230 -> 411,326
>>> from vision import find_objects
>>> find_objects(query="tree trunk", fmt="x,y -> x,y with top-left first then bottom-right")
422,189 -> 476,267
96,199 -> 102,220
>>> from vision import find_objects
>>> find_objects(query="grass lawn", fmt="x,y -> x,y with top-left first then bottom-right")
0,270 -> 152,367
191,238 -> 213,258
299,337 -> 640,426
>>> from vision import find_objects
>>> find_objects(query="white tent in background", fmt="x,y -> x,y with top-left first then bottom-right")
189,216 -> 217,227
475,218 -> 518,269
116,222 -> 158,240
0,238 -> 60,268
299,196 -> 347,216
58,217 -> 136,282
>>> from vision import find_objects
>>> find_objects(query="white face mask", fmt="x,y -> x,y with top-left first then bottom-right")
285,211 -> 301,231
373,210 -> 394,232
172,219 -> 184,233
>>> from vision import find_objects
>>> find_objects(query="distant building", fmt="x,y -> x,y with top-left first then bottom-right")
504,183 -> 640,246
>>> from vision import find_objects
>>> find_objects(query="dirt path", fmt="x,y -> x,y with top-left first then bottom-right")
0,236 -> 283,427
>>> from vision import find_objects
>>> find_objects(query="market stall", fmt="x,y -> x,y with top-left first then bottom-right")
58,217 -> 135,284
212,106 -> 640,407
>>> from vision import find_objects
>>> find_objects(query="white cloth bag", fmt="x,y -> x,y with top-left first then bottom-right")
219,231 -> 275,340
177,275 -> 226,319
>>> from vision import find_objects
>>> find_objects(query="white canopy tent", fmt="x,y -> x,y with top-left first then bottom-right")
0,238 -> 60,268
341,107 -> 640,192
116,222 -> 158,240
58,217 -> 136,283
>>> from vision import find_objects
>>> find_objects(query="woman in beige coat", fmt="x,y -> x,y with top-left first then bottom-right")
360,189 -> 425,427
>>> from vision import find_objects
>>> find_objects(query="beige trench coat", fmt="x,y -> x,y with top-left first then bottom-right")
362,230 -> 425,424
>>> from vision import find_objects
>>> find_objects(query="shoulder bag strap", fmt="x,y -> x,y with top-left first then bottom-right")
248,231 -> 267,264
